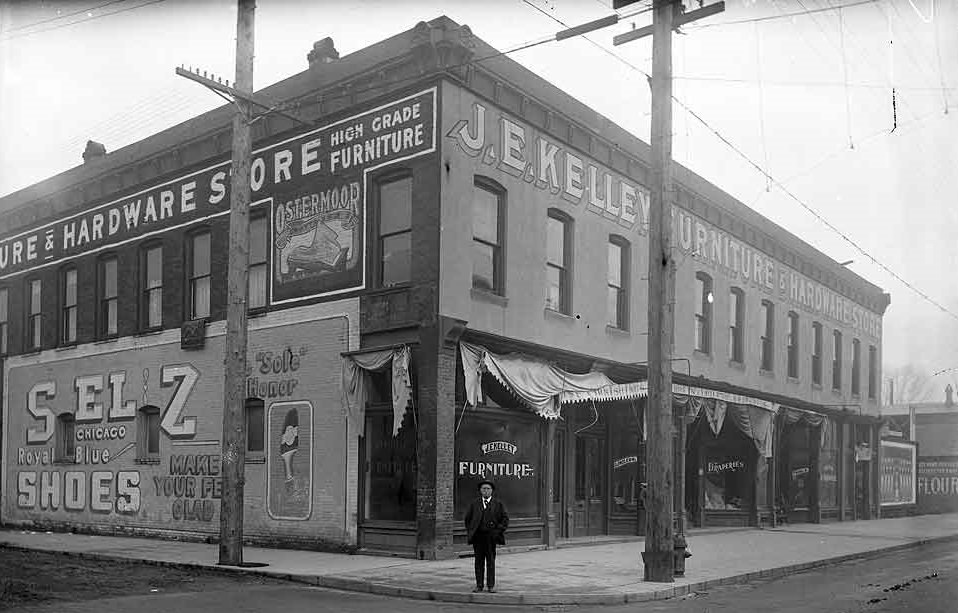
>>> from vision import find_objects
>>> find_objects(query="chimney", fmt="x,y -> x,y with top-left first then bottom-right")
82,140 -> 107,163
946,384 -> 954,407
307,37 -> 339,68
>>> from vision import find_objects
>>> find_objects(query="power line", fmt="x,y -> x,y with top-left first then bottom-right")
687,0 -> 878,29
0,0 -> 130,34
0,0 -> 167,41
519,0 -> 958,322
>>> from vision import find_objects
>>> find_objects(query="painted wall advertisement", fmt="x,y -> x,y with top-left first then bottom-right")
0,89 -> 436,306
879,440 -> 917,506
2,315 -> 348,536
445,93 -> 881,340
917,456 -> 958,513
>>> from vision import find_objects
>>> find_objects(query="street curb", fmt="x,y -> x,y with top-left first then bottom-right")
2,532 -> 957,606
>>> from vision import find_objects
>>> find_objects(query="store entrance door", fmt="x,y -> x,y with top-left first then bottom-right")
572,435 -> 607,536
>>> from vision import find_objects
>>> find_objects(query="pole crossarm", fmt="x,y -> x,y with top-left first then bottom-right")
175,66 -> 310,126
614,1 -> 725,46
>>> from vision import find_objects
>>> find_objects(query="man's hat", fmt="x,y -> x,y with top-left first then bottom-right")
477,480 -> 495,491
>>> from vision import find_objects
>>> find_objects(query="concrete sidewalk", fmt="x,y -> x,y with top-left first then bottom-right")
2,514 -> 957,606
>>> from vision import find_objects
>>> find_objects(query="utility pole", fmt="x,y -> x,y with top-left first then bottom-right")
613,0 -> 724,582
219,0 -> 255,566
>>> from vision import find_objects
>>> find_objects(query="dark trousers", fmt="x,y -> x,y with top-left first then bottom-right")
472,532 -> 497,588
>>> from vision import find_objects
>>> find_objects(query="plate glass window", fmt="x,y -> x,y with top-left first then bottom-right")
378,176 -> 412,287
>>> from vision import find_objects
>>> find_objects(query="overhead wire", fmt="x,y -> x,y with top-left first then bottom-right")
0,0 -> 168,41
0,0 -> 130,34
517,0 -> 958,322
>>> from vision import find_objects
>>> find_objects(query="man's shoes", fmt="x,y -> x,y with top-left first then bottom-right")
487,587 -> 497,593
472,587 -> 484,593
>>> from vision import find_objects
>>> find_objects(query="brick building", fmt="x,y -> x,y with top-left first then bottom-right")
1,18 -> 889,559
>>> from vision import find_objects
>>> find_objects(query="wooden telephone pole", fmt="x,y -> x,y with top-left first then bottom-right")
219,0 -> 255,566
613,0 -> 724,582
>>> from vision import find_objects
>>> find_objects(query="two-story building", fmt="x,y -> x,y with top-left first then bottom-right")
1,17 -> 889,560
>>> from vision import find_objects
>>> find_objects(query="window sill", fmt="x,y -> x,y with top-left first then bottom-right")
787,376 -> 800,384
471,287 -> 508,307
728,359 -> 745,371
135,457 -> 161,465
246,455 -> 266,465
248,308 -> 268,319
55,343 -> 78,353
95,336 -> 119,345
605,325 -> 630,338
851,392 -> 861,400
137,328 -> 164,337
831,388 -> 843,396
812,382 -> 823,390
544,308 -> 575,322
759,368 -> 775,379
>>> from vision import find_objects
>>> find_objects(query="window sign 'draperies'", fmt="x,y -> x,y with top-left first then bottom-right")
0,89 -> 436,305
446,93 -> 881,340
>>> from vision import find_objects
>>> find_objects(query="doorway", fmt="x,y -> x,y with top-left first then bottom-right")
572,435 -> 607,536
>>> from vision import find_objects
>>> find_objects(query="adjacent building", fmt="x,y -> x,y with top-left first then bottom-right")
0,17 -> 889,559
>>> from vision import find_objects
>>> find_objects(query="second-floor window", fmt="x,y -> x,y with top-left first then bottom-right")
607,238 -> 629,329
99,257 -> 118,338
188,232 -> 211,319
472,178 -> 504,294
832,330 -> 843,391
61,267 -> 78,345
729,287 -> 744,363
760,300 -> 774,371
694,272 -> 712,353
249,215 -> 268,310
378,175 -> 412,287
868,345 -> 878,399
787,311 -> 799,379
27,278 -> 42,350
546,210 -> 572,314
851,338 -> 861,395
142,245 -> 163,330
0,287 -> 8,355
812,322 -> 823,385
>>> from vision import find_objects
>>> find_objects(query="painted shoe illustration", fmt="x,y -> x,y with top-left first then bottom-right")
280,409 -> 299,483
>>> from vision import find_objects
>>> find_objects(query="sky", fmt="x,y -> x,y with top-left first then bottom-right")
0,0 -> 956,400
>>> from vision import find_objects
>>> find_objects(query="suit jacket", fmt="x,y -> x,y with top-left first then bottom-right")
464,496 -> 509,545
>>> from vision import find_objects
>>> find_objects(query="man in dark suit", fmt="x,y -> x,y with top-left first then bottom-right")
464,479 -> 509,593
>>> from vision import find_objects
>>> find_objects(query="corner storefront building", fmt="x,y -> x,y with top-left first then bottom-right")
0,17 -> 889,559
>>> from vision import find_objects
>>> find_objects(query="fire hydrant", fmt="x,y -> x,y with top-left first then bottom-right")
673,534 -> 691,576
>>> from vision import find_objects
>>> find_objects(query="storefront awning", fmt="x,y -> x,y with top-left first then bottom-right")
460,342 -> 637,419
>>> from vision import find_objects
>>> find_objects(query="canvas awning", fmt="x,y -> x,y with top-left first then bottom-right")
341,344 -> 412,436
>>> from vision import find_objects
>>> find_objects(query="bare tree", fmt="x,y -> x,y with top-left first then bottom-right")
885,364 -> 958,404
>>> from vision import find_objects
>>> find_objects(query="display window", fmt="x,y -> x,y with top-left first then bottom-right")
363,408 -> 417,522
819,419 -> 839,508
610,408 -> 643,514
455,409 -> 541,519
703,425 -> 754,511
781,423 -> 814,511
